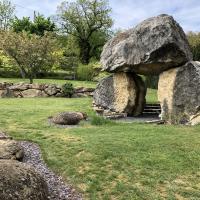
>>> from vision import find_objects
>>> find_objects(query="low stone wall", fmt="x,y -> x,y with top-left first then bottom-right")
0,82 -> 94,98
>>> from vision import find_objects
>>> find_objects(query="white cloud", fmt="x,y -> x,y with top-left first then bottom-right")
11,0 -> 200,32
110,0 -> 200,32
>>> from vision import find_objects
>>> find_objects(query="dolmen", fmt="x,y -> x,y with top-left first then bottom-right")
93,14 -> 200,125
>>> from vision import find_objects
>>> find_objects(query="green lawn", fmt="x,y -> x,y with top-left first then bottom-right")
146,88 -> 158,103
0,78 -> 97,88
0,97 -> 200,199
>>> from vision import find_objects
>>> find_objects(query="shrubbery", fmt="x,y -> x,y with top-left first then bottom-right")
91,115 -> 115,126
76,63 -> 96,81
61,82 -> 74,97
144,75 -> 159,89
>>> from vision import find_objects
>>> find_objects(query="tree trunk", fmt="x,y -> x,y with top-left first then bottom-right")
19,68 -> 26,79
29,76 -> 33,84
79,40 -> 91,64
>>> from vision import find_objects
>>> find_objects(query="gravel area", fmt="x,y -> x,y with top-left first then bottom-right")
19,141 -> 82,200
114,114 -> 161,123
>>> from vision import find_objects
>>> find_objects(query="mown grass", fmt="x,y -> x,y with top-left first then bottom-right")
0,97 -> 200,199
146,88 -> 158,103
0,78 -> 96,88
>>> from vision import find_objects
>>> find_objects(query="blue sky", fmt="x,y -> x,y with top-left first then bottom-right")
11,0 -> 200,32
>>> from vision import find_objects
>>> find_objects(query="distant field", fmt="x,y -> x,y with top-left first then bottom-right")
146,88 -> 158,103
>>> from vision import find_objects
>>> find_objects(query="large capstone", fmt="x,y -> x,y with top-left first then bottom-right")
0,160 -> 49,200
101,14 -> 192,75
93,72 -> 146,116
158,61 -> 200,124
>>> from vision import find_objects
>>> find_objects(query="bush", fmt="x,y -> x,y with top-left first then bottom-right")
76,63 -> 96,81
61,82 -> 74,97
91,115 -> 115,126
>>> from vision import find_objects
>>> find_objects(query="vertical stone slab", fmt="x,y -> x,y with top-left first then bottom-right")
158,61 -> 200,124
93,72 -> 146,117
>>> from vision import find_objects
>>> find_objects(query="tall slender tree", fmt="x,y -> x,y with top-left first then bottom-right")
0,0 -> 15,30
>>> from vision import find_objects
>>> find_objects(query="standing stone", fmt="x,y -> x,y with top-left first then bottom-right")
93,72 -> 146,116
158,61 -> 200,124
101,14 -> 192,75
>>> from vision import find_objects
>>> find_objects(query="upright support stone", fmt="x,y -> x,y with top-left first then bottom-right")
158,61 -> 200,124
93,72 -> 146,117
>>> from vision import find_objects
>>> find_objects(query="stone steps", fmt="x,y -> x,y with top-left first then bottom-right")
143,103 -> 161,115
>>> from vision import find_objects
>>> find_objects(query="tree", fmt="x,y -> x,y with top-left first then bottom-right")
0,31 -> 58,83
187,32 -> 200,61
57,0 -> 113,64
0,0 -> 15,30
11,15 -> 56,36
59,35 -> 79,79
11,17 -> 32,33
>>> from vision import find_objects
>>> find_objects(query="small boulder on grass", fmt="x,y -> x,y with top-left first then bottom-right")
49,112 -> 87,125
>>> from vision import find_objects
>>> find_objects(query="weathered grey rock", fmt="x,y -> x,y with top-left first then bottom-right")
189,111 -> 200,126
0,90 -> 4,97
44,84 -> 59,96
93,72 -> 146,116
0,140 -> 24,160
158,61 -> 200,124
8,83 -> 30,91
21,89 -> 48,98
0,88 -> 15,98
101,14 -> 192,75
30,83 -> 46,90
0,131 -> 12,140
0,82 -> 13,90
50,112 -> 87,125
0,160 -> 49,200
0,82 -> 94,98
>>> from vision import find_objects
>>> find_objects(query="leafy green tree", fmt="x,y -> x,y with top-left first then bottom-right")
11,17 -> 32,33
11,15 -> 56,36
89,29 -> 112,60
57,0 -> 113,64
0,31 -> 58,83
187,32 -> 200,61
0,0 -> 15,30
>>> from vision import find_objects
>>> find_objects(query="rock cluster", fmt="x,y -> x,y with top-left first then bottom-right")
0,82 -> 94,98
0,131 -> 49,199
94,14 -> 200,125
